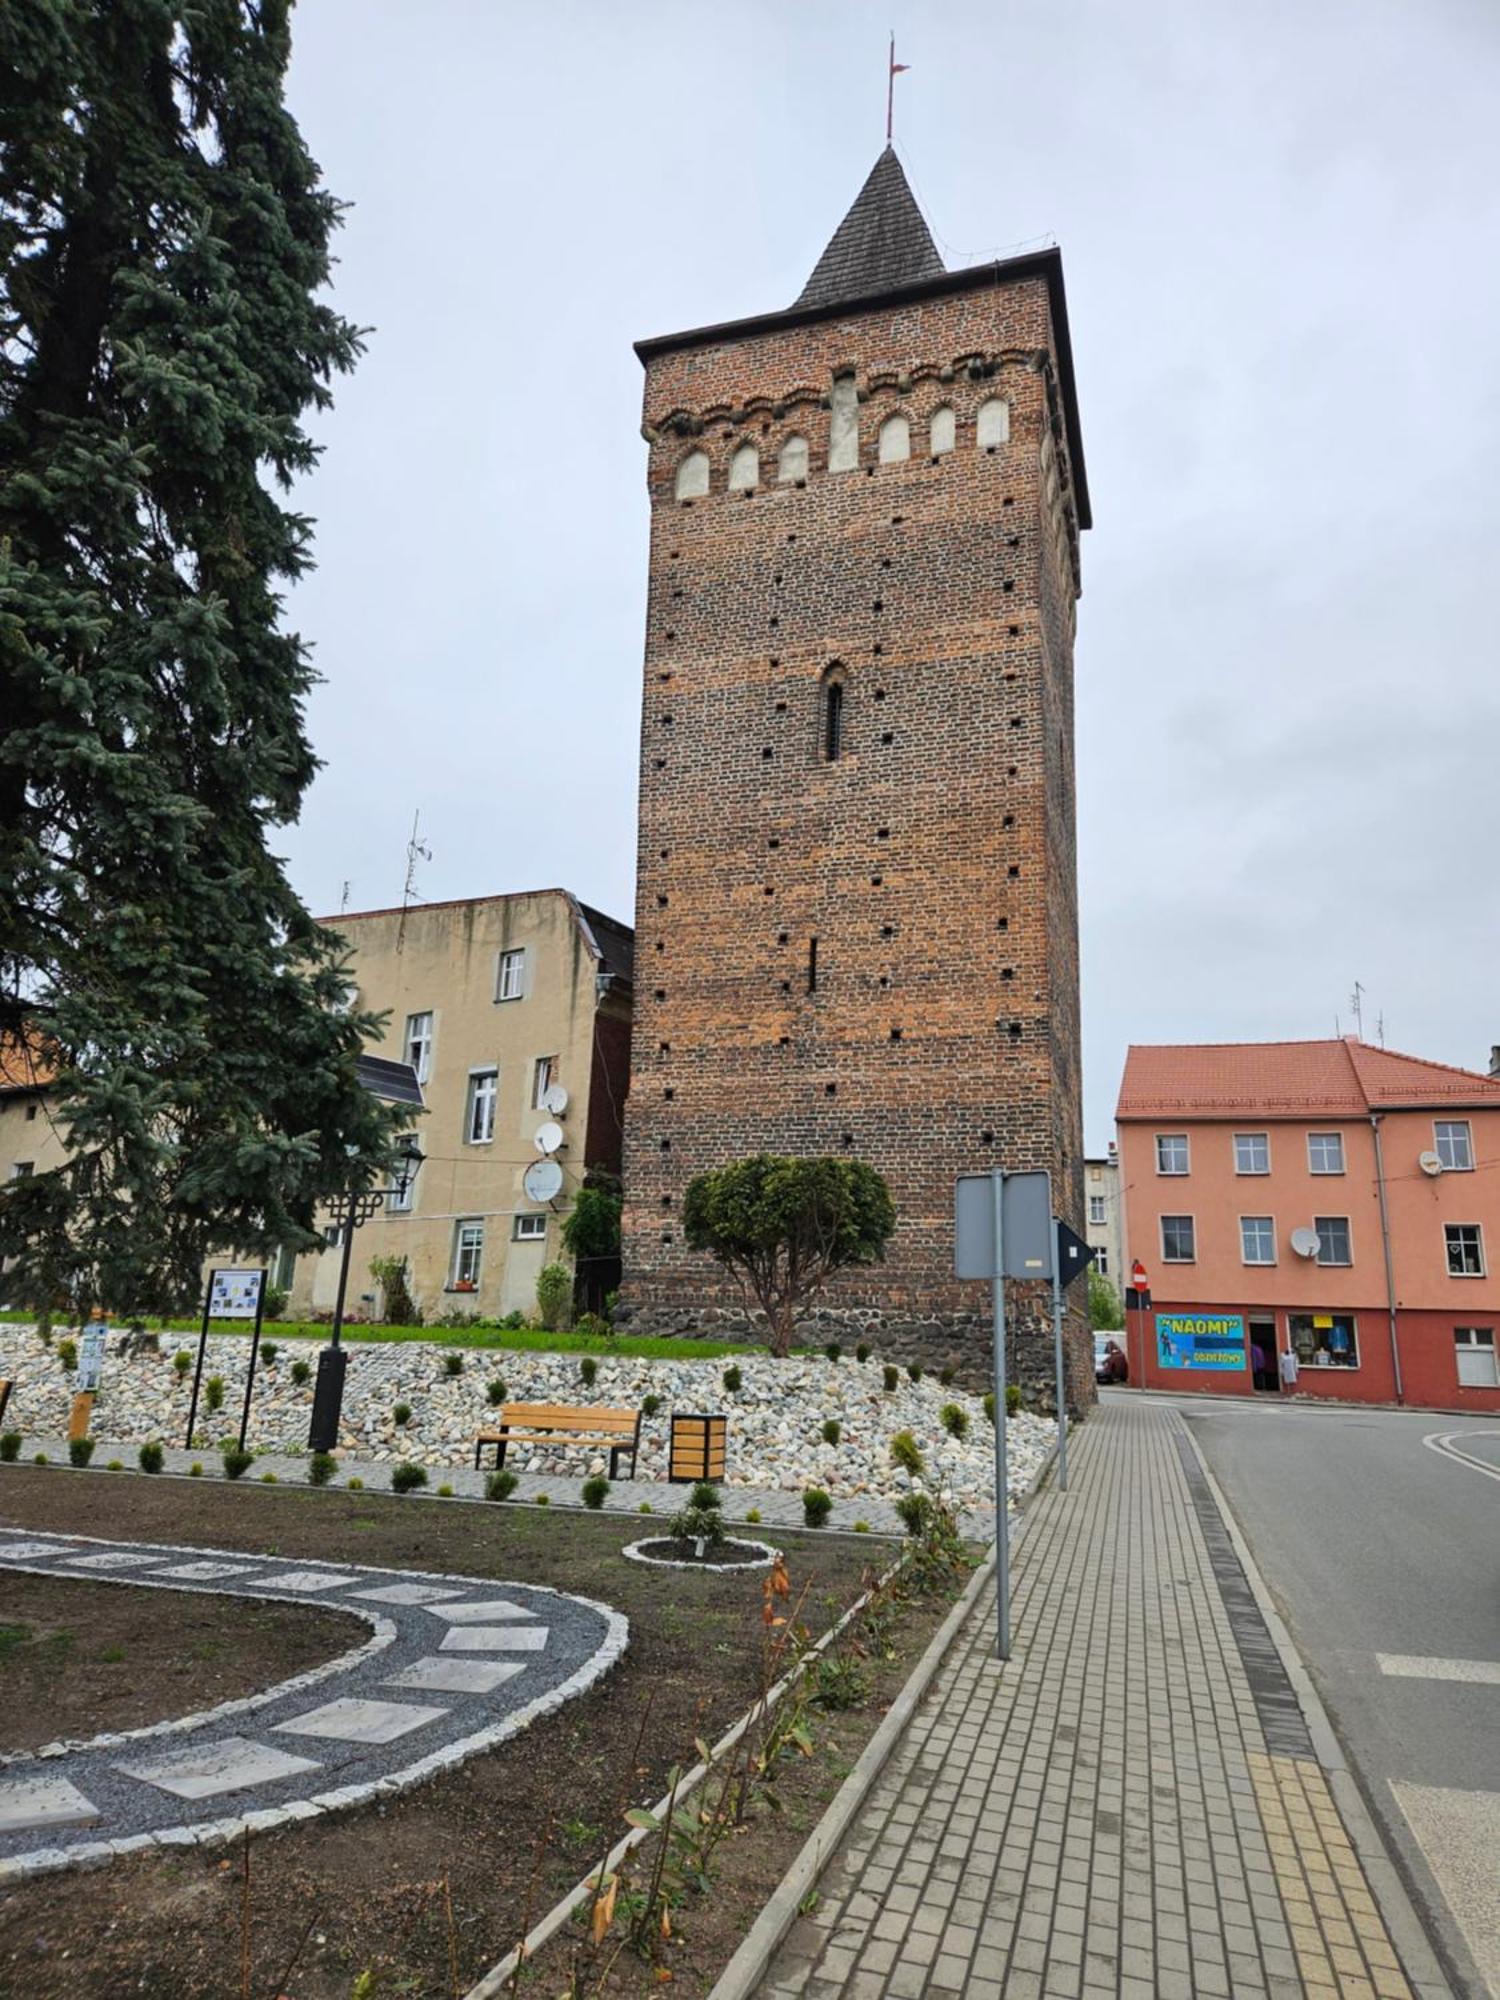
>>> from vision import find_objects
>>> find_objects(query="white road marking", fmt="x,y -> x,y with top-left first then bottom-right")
1391,1780 -> 1500,1996
116,1736 -> 320,1800
1377,1654 -> 1500,1686
273,1697 -> 448,1744
1421,1432 -> 1500,1486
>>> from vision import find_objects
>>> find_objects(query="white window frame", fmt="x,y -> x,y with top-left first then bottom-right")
1313,1215 -> 1352,1267
386,1170 -> 414,1215
1454,1327 -> 1498,1388
1307,1131 -> 1346,1175
532,1055 -> 555,1110
451,1218 -> 484,1288
513,1213 -> 548,1241
1160,1214 -> 1196,1263
1095,1245 -> 1109,1276
1435,1120 -> 1474,1172
1156,1134 -> 1190,1176
465,1067 -> 498,1146
1445,1223 -> 1486,1278
1234,1132 -> 1270,1175
1089,1194 -> 1107,1226
403,1011 -> 433,1086
1240,1216 -> 1276,1265
496,949 -> 526,1002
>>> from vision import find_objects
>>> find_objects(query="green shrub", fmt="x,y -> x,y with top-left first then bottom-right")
802,1487 -> 833,1528
856,1343 -> 871,1363
393,1401 -> 412,1426
33,1451 -> 48,1464
69,1436 -> 95,1467
258,1341 -> 279,1365
889,1429 -> 925,1479
535,1492 -> 550,1506
811,1653 -> 870,1710
221,1444 -> 253,1480
369,1253 -> 416,1328
347,1475 -> 365,1491
390,1461 -> 427,1495
138,1441 -> 165,1474
853,1519 -> 871,1532
437,1483 -> 454,1498
189,1461 -> 203,1477
722,1363 -> 742,1392
284,1359 -> 308,1386
172,1350 -> 192,1378
575,1312 -> 612,1339
1006,1383 -> 1022,1417
671,1495 -> 726,1547
57,1336 -> 78,1371
307,1452 -> 337,1487
581,1474 -> 609,1509
263,1284 -> 290,1320
579,1356 -> 598,1387
824,1341 -> 842,1363
107,1458 -> 124,1471
485,1468 -> 518,1502
906,1362 -> 922,1383
821,1418 -> 842,1446
260,1472 -> 277,1484
882,1364 -> 899,1392
745,1506 -> 761,1524
641,1392 -> 662,1417
983,1391 -> 996,1426
0,1432 -> 21,1463
443,1352 -> 464,1377
940,1402 -> 969,1440
895,1492 -> 932,1537
939,1364 -> 956,1387
486,1377 -> 507,1406
536,1261 -> 573,1333
638,1500 -> 653,1514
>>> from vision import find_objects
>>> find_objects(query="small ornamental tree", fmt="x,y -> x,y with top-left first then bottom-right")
682,1155 -> 895,1358
560,1181 -> 621,1264
1088,1269 -> 1124,1332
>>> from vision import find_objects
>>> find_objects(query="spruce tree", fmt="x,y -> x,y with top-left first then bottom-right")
0,2 -> 396,1314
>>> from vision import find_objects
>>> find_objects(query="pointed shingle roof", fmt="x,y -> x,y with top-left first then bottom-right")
795,148 -> 945,310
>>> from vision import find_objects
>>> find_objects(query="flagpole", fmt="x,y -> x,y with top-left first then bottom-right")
887,32 -> 895,145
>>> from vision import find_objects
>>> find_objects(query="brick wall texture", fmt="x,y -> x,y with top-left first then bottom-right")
618,275 -> 1093,1409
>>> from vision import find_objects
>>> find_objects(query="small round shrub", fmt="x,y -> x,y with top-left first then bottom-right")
983,1391 -> 997,1426
1006,1383 -> 1022,1417
579,1356 -> 598,1387
641,1392 -> 662,1417
722,1364 -> 742,1392
444,1352 -> 464,1377
745,1506 -> 762,1525
107,1458 -> 124,1471
259,1342 -> 279,1366
390,1461 -> 427,1495
33,1451 -> 49,1465
939,1364 -> 957,1387
638,1500 -> 653,1514
57,1337 -> 78,1371
486,1377 -> 507,1406
853,1519 -> 871,1533
221,1444 -> 253,1481
204,1375 -> 225,1412
882,1364 -> 899,1393
856,1343 -> 871,1364
889,1430 -> 925,1479
138,1440 -> 165,1475
393,1401 -> 412,1426
290,1360 -> 311,1386
906,1362 -> 923,1384
824,1342 -> 842,1363
307,1451 -> 337,1487
581,1474 -> 609,1510
940,1402 -> 970,1441
189,1461 -> 203,1477
821,1418 -> 842,1446
260,1472 -> 278,1484
535,1493 -> 550,1506
437,1483 -> 454,1498
802,1487 -> 834,1528
485,1468 -> 518,1502
69,1436 -> 95,1467
172,1350 -> 192,1378
689,1480 -> 720,1510
895,1492 -> 932,1536
347,1475 -> 365,1491
1,1431 -> 23,1463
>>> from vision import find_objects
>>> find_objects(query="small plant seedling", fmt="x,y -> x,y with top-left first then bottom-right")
535,1493 -> 550,1506
722,1363 -> 742,1392
641,1392 -> 662,1417
390,1462 -> 427,1495
821,1418 -> 842,1445
189,1461 -> 204,1477
204,1375 -> 225,1412
307,1452 -> 337,1488
882,1364 -> 899,1392
895,1492 -> 932,1536
939,1364 -> 957,1386
437,1483 -> 454,1498
853,1519 -> 871,1532
824,1341 -> 842,1363
444,1352 -> 464,1377
485,1469 -> 518,1502
486,1377 -> 506,1406
172,1351 -> 192,1378
638,1500 -> 653,1514
745,1506 -> 762,1524
581,1474 -> 609,1509
260,1472 -> 278,1484
907,1362 -> 923,1383
579,1356 -> 598,1387
393,1401 -> 412,1426
347,1475 -> 365,1491
940,1402 -> 969,1440
57,1337 -> 78,1371
802,1487 -> 833,1528
69,1437 -> 95,1467
983,1391 -> 997,1426
107,1458 -> 124,1471
33,1451 -> 49,1464
889,1429 -> 925,1479
856,1343 -> 871,1363
138,1441 -> 165,1475
0,1432 -> 22,1462
1006,1383 -> 1022,1417
290,1360 -> 311,1386
259,1342 -> 279,1365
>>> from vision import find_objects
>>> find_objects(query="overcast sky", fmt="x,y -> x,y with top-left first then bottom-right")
277,0 -> 1500,1149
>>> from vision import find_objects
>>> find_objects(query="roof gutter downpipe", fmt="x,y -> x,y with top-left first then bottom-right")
1369,1112 -> 1404,1404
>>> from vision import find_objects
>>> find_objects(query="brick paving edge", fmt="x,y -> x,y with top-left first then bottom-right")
701,1439 -> 1059,2000
1176,1422 -> 1457,2000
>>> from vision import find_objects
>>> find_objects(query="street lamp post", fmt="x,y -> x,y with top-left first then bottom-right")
308,1137 -> 423,1453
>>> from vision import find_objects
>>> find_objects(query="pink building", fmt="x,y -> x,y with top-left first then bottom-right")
1116,1038 -> 1500,1411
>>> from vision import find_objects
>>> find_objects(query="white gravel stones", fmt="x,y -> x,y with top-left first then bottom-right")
0,1328 -> 1056,1506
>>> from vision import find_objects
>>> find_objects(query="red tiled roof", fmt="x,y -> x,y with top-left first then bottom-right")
0,1029 -> 58,1095
1117,1038 -> 1500,1120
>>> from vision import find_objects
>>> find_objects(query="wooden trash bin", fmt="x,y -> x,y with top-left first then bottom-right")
668,1412 -> 727,1485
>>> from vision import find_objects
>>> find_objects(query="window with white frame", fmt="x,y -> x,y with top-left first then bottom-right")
1160,1214 -> 1196,1262
1314,1216 -> 1351,1266
513,1213 -> 547,1241
1089,1194 -> 1107,1225
496,949 -> 526,1002
1445,1223 -> 1485,1277
465,1067 -> 498,1145
403,1011 -> 433,1085
1435,1121 -> 1474,1171
532,1056 -> 555,1109
1307,1131 -> 1345,1174
1240,1216 -> 1276,1265
451,1219 -> 484,1288
1096,1245 -> 1110,1276
1156,1134 -> 1190,1175
1454,1327 -> 1498,1387
387,1160 -> 414,1213
1234,1133 -> 1270,1175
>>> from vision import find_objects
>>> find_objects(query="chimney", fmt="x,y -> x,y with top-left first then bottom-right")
1107,1140 -> 1118,1165
1490,1045 -> 1500,1078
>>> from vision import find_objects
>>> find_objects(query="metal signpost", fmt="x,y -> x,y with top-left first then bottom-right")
186,1267 -> 266,1451
955,1168 -> 1053,1661
1052,1219 -> 1095,1492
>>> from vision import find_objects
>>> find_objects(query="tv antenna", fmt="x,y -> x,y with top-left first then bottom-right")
1349,980 -> 1365,1039
396,810 -> 432,954
338,880 -> 351,916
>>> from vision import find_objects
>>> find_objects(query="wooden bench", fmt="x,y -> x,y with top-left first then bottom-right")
474,1403 -> 642,1480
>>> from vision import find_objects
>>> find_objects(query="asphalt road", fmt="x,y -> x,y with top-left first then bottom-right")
1175,1394 -> 1500,1999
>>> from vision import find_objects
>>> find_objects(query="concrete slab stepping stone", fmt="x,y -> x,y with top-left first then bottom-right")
345,1582 -> 465,1606
273,1698 -> 448,1745
439,1626 -> 550,1653
63,1550 -> 159,1569
425,1598 -> 532,1623
382,1658 -> 526,1695
236,1569 -> 357,1593
0,1775 -> 101,1835
152,1561 -> 251,1581
115,1736 -> 320,1800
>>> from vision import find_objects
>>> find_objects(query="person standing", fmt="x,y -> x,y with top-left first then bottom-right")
1278,1343 -> 1300,1396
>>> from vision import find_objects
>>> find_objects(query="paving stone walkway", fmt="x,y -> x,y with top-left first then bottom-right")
0,1529 -> 625,1879
762,1398 -> 1441,2000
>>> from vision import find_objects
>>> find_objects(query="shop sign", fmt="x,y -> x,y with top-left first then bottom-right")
1156,1312 -> 1247,1371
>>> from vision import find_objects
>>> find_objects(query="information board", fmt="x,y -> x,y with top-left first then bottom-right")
77,1325 -> 107,1392
209,1269 -> 264,1320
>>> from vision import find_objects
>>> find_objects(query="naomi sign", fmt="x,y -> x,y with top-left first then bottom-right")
1156,1312 -> 1247,1371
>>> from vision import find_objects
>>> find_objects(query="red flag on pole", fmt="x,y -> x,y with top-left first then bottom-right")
887,35 -> 910,144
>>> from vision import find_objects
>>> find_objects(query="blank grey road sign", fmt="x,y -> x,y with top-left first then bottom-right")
954,1170 -> 1055,1280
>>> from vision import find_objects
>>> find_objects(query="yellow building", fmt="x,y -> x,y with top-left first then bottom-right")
1,1036 -> 68,1204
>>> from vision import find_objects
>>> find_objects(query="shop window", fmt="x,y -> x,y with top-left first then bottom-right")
1454,1327 -> 1498,1388
1307,1131 -> 1345,1174
1088,1195 -> 1106,1226
513,1213 -> 547,1241
1234,1132 -> 1269,1175
1156,1134 -> 1189,1175
1445,1223 -> 1485,1277
1435,1120 -> 1474,1171
1314,1216 -> 1351,1266
1160,1214 -> 1195,1262
451,1218 -> 484,1288
1289,1313 -> 1358,1368
1240,1216 -> 1276,1265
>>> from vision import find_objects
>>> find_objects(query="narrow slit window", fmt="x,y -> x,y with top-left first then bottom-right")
807,938 -> 819,993
824,680 -> 844,761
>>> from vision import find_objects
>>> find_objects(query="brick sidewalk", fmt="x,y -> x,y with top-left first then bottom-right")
761,1398 -> 1439,2000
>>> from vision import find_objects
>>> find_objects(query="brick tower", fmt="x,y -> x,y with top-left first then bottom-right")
618,151 -> 1092,1396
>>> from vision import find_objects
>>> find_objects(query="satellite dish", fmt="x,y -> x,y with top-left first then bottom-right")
1417,1150 -> 1445,1178
523,1158 -> 563,1203
1290,1226 -> 1321,1258
542,1082 -> 570,1117
533,1119 -> 565,1156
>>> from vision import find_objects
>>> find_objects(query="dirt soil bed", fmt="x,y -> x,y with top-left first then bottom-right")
0,1465 -> 956,2000
0,1575 -> 360,1755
